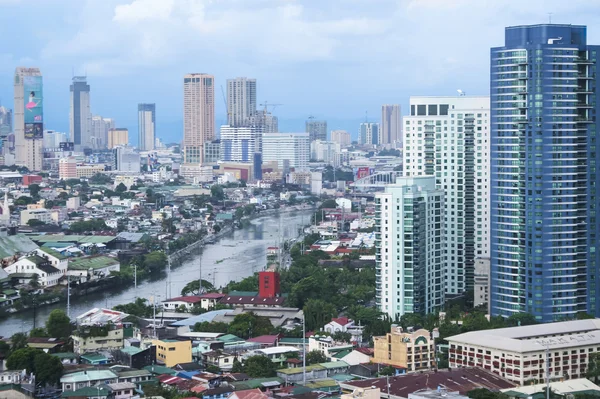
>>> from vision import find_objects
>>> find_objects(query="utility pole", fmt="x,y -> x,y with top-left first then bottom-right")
134,263 -> 137,299
66,276 -> 71,319
302,315 -> 306,386
546,344 -> 550,399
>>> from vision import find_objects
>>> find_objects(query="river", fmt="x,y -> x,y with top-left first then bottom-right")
0,209 -> 313,337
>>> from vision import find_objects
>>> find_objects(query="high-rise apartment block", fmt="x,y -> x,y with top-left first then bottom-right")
490,24 -> 600,322
70,76 -> 91,149
311,140 -> 341,166
0,106 -> 12,136
138,103 -> 156,151
359,122 -> 380,146
306,119 -> 327,142
403,96 -> 490,295
227,77 -> 257,127
262,133 -> 310,171
220,126 -> 262,163
108,128 -> 128,149
43,130 -> 68,149
331,130 -> 351,147
248,110 -> 278,133
14,67 -> 43,171
91,116 -> 115,149
114,146 -> 140,173
381,104 -> 401,146
375,176 -> 445,319
183,73 -> 215,164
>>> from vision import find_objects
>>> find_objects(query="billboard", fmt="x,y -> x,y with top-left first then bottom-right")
23,76 -> 43,125
24,123 -> 43,139
355,167 -> 371,180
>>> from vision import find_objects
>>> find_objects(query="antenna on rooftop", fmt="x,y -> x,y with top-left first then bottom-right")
548,12 -> 553,23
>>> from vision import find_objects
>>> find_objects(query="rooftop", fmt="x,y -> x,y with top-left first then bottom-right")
29,234 -> 116,244
38,247 -> 68,260
75,307 -> 129,325
163,296 -> 203,304
60,369 -> 118,383
69,255 -> 119,270
501,378 -> 600,397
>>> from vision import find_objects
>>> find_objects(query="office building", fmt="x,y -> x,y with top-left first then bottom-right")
382,104 -> 401,146
108,128 -> 128,149
0,106 -> 12,136
359,122 -> 380,146
14,67 -> 43,171
43,130 -> 68,149
311,140 -> 341,166
253,152 -> 262,180
220,126 -> 262,163
490,24 -> 600,322
248,110 -> 278,133
306,118 -> 327,141
447,319 -> 600,385
373,326 -> 435,371
203,140 -> 221,165
262,133 -> 310,171
403,96 -> 490,296
227,77 -> 257,127
331,130 -> 351,147
70,76 -> 91,149
375,176 -> 445,319
138,103 -> 155,151
114,146 -> 140,173
183,73 -> 215,164
91,116 -> 115,149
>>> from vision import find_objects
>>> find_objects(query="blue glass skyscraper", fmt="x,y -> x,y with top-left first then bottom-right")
490,24 -> 600,322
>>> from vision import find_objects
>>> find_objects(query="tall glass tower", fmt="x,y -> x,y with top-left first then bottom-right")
490,24 -> 600,322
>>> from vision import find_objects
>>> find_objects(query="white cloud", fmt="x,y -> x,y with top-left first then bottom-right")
113,0 -> 176,22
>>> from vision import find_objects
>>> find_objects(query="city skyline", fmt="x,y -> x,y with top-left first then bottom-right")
2,1 -> 599,143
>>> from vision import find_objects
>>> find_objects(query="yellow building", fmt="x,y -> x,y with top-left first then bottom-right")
153,339 -> 192,367
373,327 -> 435,371
76,165 -> 106,178
108,128 -> 129,149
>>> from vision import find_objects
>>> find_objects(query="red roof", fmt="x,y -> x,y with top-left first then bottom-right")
246,335 -> 279,344
286,358 -> 302,364
199,293 -> 225,299
163,296 -> 203,304
219,296 -> 284,306
331,317 -> 352,326
232,388 -> 268,399
355,347 -> 374,355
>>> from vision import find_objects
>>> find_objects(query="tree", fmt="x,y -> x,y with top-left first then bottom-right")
29,328 -> 49,338
303,299 -> 337,331
6,347 -> 38,372
231,358 -> 244,373
225,274 -> 259,293
27,219 -> 46,226
587,352 -> 600,382
506,312 -> 538,327
114,298 -> 154,318
211,185 -> 225,201
143,251 -> 168,273
378,365 -> 396,376
227,312 -> 274,339
28,184 -> 41,198
467,389 -> 509,399
305,350 -> 327,365
46,309 -> 73,339
193,321 -> 229,333
332,331 -> 352,343
34,351 -> 64,385
181,279 -> 215,296
115,183 -> 128,193
244,355 -> 276,378
10,333 -> 28,351
57,192 -> 70,200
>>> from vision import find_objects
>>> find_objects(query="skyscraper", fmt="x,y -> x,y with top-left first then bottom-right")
490,24 -> 600,322
227,77 -> 257,127
375,176 -> 445,319
306,118 -> 327,142
138,103 -> 156,151
14,67 -> 43,171
381,104 -> 401,146
70,76 -> 91,149
403,96 -> 490,295
262,133 -> 310,171
0,106 -> 12,136
359,122 -> 380,145
183,73 -> 215,164
91,116 -> 115,149
331,130 -> 351,147
220,126 -> 262,163
108,128 -> 128,149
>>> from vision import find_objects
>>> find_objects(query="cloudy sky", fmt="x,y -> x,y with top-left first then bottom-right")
1,0 -> 600,143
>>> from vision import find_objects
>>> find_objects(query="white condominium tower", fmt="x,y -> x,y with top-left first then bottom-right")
403,96 -> 490,295
138,103 -> 156,151
262,133 -> 310,171
381,104 -> 401,146
183,73 -> 215,164
375,176 -> 445,319
227,77 -> 257,127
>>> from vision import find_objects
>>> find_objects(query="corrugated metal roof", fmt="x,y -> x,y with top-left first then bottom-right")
0,235 -> 38,259
69,255 -> 119,270
30,235 -> 116,244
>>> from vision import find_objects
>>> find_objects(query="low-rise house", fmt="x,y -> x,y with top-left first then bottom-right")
245,346 -> 298,367
71,308 -> 132,354
246,335 -> 279,348
106,382 -> 137,399
229,388 -> 268,399
0,370 -> 25,384
153,339 -> 192,367
323,317 -> 364,343
162,296 -> 204,311
68,256 -> 120,283
277,365 -> 327,383
27,337 -> 65,353
4,254 -> 62,287
202,350 -> 236,371
373,326 -> 435,372
115,369 -> 152,384
60,370 -> 119,392
61,386 -> 110,399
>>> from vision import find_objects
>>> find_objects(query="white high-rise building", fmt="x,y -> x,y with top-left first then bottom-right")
331,130 -> 351,147
114,146 -> 140,173
43,130 -> 68,149
381,104 -> 401,146
91,116 -> 115,149
375,176 -> 445,319
403,96 -> 490,295
14,67 -> 43,171
262,133 -> 310,171
138,103 -> 155,151
227,77 -> 257,127
183,73 -> 215,164
220,126 -> 262,163
359,122 -> 380,146
310,140 -> 341,166
70,76 -> 92,149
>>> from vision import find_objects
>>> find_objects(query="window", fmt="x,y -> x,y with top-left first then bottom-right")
417,105 -> 426,116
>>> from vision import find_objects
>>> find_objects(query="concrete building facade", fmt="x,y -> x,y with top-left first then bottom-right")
381,104 -> 401,146
262,133 -> 310,171
183,73 -> 215,164
227,77 -> 257,127
70,76 -> 91,149
14,67 -> 43,171
138,103 -> 155,151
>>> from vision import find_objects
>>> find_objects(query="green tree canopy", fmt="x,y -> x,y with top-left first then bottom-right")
10,333 -> 28,351
143,251 -> 168,273
46,309 -> 73,339
243,355 -> 276,378
211,185 -> 225,201
303,299 -> 337,331
305,350 -> 327,365
193,321 -> 229,333
115,183 -> 128,193
113,298 -> 154,318
70,218 -> 109,233
27,219 -> 46,226
181,279 -> 215,296
227,312 -> 274,339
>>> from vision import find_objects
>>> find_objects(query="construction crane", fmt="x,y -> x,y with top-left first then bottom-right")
259,101 -> 283,114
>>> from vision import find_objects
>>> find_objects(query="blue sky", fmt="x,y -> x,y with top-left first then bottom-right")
1,0 -> 600,144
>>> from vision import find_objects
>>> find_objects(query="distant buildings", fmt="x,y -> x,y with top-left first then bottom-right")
70,76 -> 92,150
43,130 -> 68,149
381,104 -> 401,146
138,103 -> 155,151
306,118 -> 327,142
359,122 -> 380,146
490,24 -> 600,321
331,130 -> 351,147
219,126 -> 262,163
0,106 -> 12,136
59,157 -> 106,179
91,116 -> 115,149
183,73 -> 215,164
114,146 -> 140,172
227,77 -> 257,127
262,133 -> 310,171
108,128 -> 128,149
373,326 -> 435,371
375,176 -> 444,319
403,96 -> 490,295
14,67 -> 43,171
311,140 -> 341,166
